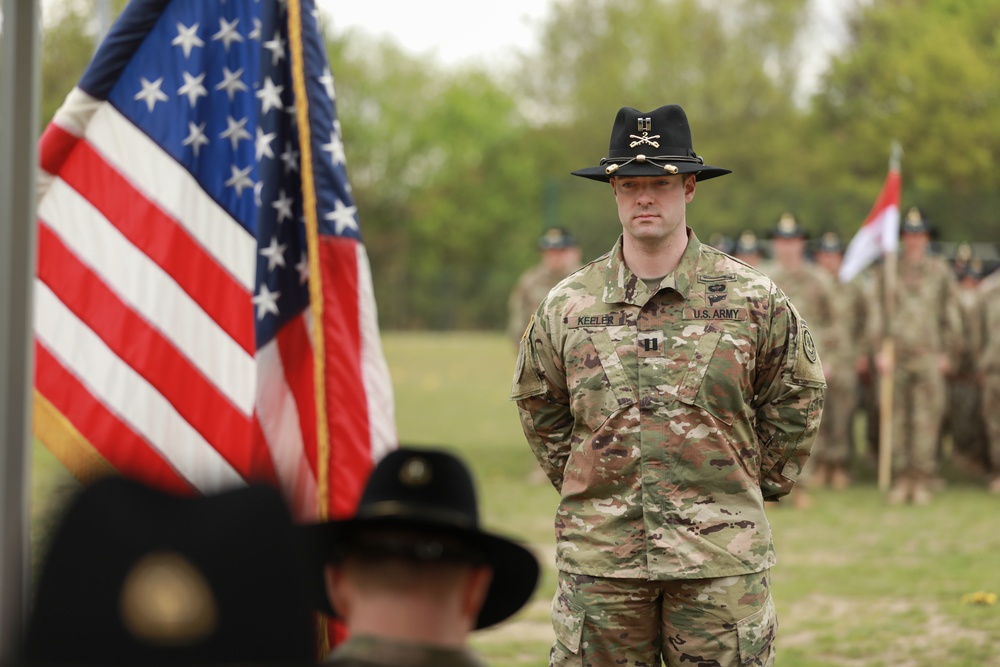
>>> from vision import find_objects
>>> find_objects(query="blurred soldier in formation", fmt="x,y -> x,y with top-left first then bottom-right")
507,227 -> 582,345
942,244 -> 988,475
813,231 -> 868,487
734,229 -> 764,268
973,262 -> 1000,493
870,208 -> 963,505
767,214 -> 841,502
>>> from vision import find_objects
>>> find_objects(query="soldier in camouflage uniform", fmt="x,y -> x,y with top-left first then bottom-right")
942,248 -> 988,474
733,229 -> 764,269
974,267 -> 1000,493
511,105 -> 825,667
507,228 -> 583,345
767,216 -> 842,497
813,231 -> 867,488
870,208 -> 963,504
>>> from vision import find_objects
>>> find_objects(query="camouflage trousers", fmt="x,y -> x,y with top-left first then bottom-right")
811,373 -> 856,466
889,364 -> 946,475
550,570 -> 775,667
981,373 -> 1000,474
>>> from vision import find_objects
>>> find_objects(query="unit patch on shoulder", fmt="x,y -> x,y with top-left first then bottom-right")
792,321 -> 825,386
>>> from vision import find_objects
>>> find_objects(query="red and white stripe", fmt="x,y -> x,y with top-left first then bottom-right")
839,168 -> 901,283
35,89 -> 300,508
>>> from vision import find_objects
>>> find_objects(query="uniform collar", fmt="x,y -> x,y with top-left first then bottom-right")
603,228 -> 702,305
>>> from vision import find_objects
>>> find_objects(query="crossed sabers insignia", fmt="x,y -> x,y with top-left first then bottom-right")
629,132 -> 660,148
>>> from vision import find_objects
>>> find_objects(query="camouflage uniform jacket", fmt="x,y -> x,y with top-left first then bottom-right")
976,272 -> 1000,374
511,230 -> 825,580
868,255 -> 964,371
326,635 -> 487,667
767,263 -> 842,380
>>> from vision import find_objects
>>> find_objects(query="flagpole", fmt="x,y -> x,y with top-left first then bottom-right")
877,142 -> 902,494
0,0 -> 41,659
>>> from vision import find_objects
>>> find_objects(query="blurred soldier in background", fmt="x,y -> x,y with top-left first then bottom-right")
814,231 -> 865,488
871,208 -> 963,505
974,263 -> 1000,493
507,227 -> 582,345
734,229 -> 764,268
767,214 -> 840,502
943,245 -> 988,476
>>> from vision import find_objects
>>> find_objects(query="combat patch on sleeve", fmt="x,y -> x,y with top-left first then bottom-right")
792,321 -> 825,386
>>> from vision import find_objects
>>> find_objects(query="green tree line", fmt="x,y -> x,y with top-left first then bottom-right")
31,0 -> 1000,329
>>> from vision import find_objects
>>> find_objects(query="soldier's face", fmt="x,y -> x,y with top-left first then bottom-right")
901,231 -> 929,259
611,174 -> 695,246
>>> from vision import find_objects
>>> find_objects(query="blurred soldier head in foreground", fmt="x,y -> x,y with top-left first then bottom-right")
306,447 -> 539,666
23,477 -> 316,665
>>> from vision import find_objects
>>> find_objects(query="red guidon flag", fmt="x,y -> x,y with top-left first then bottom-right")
839,165 -> 901,283
33,0 -> 396,522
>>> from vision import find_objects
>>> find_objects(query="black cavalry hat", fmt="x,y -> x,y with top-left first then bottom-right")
304,447 -> 540,630
572,104 -> 731,183
770,212 -> 807,239
538,226 -> 578,250
817,231 -> 843,253
23,477 -> 316,665
901,206 -> 931,234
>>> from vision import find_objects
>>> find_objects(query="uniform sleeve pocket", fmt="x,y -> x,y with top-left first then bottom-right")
510,322 -> 547,401
736,595 -> 777,665
551,590 -> 585,659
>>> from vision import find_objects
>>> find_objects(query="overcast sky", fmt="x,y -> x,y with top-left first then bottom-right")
315,0 -> 858,95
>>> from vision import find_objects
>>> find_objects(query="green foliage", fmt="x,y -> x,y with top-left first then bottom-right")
329,33 -> 544,329
810,0 -> 1000,239
36,0 -> 1000,329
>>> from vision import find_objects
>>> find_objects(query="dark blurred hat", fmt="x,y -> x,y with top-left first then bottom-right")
538,227 -> 578,250
770,212 -> 807,239
901,206 -> 931,234
708,233 -> 735,255
23,478 -> 315,665
304,447 -> 539,630
734,230 -> 760,255
956,258 -> 985,281
572,105 -> 731,183
817,231 -> 843,253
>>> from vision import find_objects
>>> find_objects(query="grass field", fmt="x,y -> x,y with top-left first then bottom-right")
31,331 -> 1000,666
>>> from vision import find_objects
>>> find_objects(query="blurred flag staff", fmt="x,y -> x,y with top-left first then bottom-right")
32,0 -> 396,651
840,143 -> 903,493
0,0 -> 41,659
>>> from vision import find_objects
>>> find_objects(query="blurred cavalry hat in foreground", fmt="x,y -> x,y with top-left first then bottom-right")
901,206 -> 931,234
23,477 -> 315,665
538,226 -> 578,250
817,231 -> 843,253
304,447 -> 540,630
770,212 -> 807,239
572,104 -> 731,183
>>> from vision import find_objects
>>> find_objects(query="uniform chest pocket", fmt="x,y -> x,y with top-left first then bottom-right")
671,329 -> 749,426
565,329 -> 637,432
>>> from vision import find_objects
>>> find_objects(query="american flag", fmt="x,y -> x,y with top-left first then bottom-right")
34,0 -> 396,522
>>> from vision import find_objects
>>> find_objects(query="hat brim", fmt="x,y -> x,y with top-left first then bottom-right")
301,517 -> 540,630
571,161 -> 731,183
